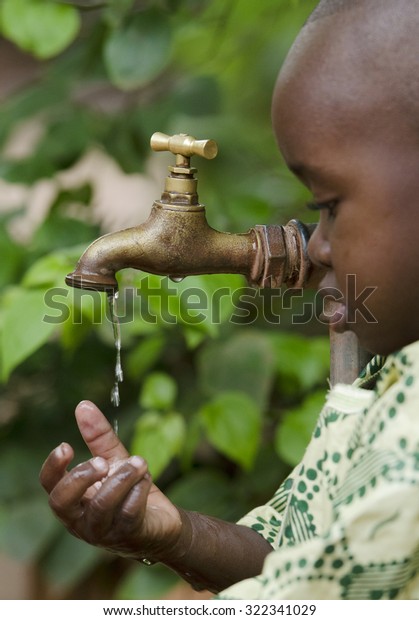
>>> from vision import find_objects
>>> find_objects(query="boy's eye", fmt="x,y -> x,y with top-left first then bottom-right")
306,199 -> 339,219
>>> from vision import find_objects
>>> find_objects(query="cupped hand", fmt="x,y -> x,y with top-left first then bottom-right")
39,401 -> 182,561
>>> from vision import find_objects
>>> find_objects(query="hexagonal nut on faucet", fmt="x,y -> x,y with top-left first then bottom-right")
253,225 -> 288,288
282,219 -> 314,289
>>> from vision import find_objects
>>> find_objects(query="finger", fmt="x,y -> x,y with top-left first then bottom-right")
75,400 -> 129,461
119,470 -> 153,521
49,457 -> 108,523
84,456 -> 148,539
39,442 -> 74,494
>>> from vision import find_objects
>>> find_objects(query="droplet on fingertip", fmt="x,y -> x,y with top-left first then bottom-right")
129,456 -> 145,468
77,400 -> 96,411
55,444 -> 65,459
91,457 -> 108,472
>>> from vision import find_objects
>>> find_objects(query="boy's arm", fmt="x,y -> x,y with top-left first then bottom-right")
39,400 -> 272,594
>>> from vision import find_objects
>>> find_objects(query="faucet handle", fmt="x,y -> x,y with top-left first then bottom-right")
150,132 -> 218,161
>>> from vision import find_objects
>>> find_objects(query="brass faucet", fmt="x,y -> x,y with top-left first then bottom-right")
65,132 -> 314,293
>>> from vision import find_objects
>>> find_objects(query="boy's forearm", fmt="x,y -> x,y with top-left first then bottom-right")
149,509 -> 273,594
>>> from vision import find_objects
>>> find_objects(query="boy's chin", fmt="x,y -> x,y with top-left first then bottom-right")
327,312 -> 382,356
321,304 -> 417,357
351,325 -> 403,358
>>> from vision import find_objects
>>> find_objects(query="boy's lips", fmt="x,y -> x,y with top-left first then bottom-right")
321,300 -> 348,332
317,275 -> 348,332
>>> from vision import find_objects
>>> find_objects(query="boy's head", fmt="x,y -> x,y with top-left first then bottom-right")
272,0 -> 419,355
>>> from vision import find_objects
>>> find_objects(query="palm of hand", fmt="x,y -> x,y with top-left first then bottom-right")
40,401 -> 181,562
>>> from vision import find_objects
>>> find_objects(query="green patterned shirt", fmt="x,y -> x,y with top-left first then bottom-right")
219,340 -> 419,599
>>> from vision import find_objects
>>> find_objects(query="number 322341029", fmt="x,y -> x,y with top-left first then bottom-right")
245,605 -> 316,616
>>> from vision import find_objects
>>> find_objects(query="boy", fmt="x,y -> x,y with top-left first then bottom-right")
40,0 -> 419,599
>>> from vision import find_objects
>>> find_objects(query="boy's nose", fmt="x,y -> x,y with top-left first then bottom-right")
307,224 -> 332,269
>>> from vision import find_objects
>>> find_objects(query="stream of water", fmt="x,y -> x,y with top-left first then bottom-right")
108,292 -> 123,415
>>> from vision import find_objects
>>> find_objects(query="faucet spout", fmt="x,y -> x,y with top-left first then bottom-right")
65,202 -> 262,292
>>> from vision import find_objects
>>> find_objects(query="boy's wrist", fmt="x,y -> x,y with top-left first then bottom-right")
136,508 -> 273,594
137,508 -> 223,592
157,509 -> 222,592
135,507 -> 193,566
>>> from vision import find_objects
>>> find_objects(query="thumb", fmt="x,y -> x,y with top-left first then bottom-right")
75,400 -> 129,461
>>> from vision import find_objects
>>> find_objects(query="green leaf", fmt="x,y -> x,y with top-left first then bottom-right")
126,335 -> 165,379
1,0 -> 80,59
104,0 -> 136,29
173,75 -> 220,116
1,288 -> 58,381
51,1 -> 101,5
198,330 -> 275,410
199,391 -> 262,470
131,411 -> 186,478
0,497 -> 60,561
104,10 -> 172,90
140,372 -> 177,410
275,389 -> 326,467
228,195 -> 272,232
115,563 -> 179,600
0,76 -> 69,146
167,469 -> 243,521
40,529 -> 104,589
177,414 -> 202,471
0,445 -> 48,502
0,225 -> 25,288
23,245 -> 88,288
166,273 -> 245,332
2,110 -> 95,184
182,325 -> 207,350
271,333 -> 330,396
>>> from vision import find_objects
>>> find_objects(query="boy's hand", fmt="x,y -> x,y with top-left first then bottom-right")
39,400 -> 182,561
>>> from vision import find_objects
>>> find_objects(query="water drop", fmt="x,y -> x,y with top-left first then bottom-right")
113,418 -> 119,436
169,276 -> 185,283
115,357 -> 124,383
111,383 -> 120,407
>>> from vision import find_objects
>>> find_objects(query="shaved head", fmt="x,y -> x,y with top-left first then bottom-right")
275,0 -> 419,143
306,0 -> 363,22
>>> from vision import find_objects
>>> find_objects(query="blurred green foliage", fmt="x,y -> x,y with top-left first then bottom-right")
0,0 -> 328,599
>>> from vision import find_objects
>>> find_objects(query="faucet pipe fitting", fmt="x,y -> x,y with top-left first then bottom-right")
252,220 -> 315,290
